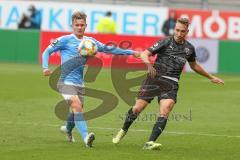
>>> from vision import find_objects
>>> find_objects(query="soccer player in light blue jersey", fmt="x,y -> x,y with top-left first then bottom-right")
42,11 -> 139,147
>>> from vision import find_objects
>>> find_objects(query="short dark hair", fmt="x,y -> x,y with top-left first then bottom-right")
106,11 -> 112,17
177,18 -> 190,28
72,11 -> 87,23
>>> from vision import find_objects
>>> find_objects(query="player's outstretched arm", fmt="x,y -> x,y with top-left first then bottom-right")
42,48 -> 54,76
101,45 -> 140,57
93,39 -> 140,57
189,61 -> 224,85
41,38 -> 63,76
132,51 -> 141,58
140,50 -> 156,78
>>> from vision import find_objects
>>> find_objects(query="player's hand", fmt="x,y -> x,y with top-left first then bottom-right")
133,51 -> 141,58
43,69 -> 52,76
210,76 -> 224,85
147,64 -> 157,78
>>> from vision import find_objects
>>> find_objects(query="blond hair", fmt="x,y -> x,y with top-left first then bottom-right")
72,11 -> 87,23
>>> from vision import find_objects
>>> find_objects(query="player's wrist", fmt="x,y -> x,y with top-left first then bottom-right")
146,62 -> 153,68
133,51 -> 140,57
43,68 -> 49,71
208,74 -> 214,80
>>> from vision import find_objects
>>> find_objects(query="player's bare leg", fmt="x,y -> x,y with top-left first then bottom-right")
112,99 -> 148,144
60,96 -> 82,143
69,95 -> 95,147
143,99 -> 175,150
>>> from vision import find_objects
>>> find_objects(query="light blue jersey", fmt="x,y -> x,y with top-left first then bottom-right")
42,34 -> 134,86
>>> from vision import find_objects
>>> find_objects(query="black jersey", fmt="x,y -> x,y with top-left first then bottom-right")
147,36 -> 196,80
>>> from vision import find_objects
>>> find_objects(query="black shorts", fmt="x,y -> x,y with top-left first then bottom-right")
137,76 -> 179,103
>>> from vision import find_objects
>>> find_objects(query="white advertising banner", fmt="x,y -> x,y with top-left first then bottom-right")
174,9 -> 240,40
185,39 -> 219,73
0,0 -> 168,36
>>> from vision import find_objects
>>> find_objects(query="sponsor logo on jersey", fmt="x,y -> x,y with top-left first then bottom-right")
51,39 -> 59,47
184,48 -> 190,55
150,42 -> 159,50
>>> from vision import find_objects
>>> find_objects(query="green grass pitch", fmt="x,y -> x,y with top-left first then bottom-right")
0,63 -> 239,160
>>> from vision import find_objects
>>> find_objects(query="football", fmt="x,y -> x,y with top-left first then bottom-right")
78,39 -> 98,57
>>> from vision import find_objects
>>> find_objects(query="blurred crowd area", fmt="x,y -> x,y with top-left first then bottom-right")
1,0 -> 240,73
17,0 -> 240,10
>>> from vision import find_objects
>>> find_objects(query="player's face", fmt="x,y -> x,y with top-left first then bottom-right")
174,22 -> 189,43
72,19 -> 87,38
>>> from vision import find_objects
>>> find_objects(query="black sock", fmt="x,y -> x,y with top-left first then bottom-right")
122,108 -> 138,132
66,112 -> 75,133
148,117 -> 168,142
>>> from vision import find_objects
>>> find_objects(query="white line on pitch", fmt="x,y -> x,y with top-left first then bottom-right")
2,121 -> 240,138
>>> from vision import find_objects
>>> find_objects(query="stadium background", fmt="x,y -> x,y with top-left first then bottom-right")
0,1 -> 239,160
1,0 -> 240,73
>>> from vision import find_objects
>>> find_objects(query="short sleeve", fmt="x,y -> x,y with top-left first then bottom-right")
187,46 -> 196,62
47,36 -> 65,53
147,38 -> 170,55
42,36 -> 66,69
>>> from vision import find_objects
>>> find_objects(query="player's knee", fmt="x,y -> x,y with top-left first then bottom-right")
132,101 -> 147,114
160,112 -> 169,118
69,96 -> 83,112
132,106 -> 141,114
73,104 -> 83,112
160,106 -> 172,118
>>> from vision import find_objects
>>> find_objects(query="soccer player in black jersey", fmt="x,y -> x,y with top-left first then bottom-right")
112,18 -> 224,150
